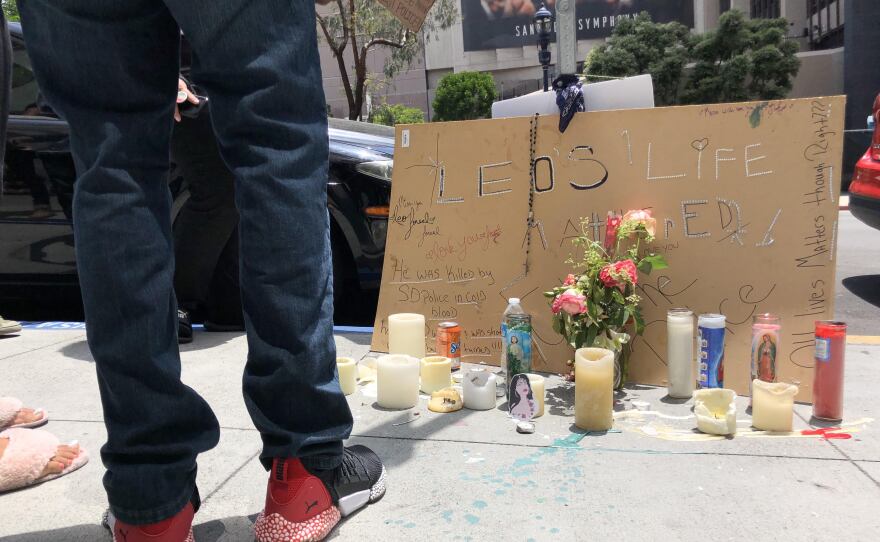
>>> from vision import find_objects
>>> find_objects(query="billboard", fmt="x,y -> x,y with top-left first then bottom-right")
462,0 -> 695,52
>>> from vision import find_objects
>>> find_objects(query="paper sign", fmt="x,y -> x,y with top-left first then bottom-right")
377,0 -> 437,32
372,97 -> 845,401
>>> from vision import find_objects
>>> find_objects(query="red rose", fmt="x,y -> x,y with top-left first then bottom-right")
563,274 -> 576,287
599,259 -> 638,290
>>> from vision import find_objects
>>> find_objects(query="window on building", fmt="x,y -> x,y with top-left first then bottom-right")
808,0 -> 844,50
720,0 -> 731,13
750,0 -> 780,19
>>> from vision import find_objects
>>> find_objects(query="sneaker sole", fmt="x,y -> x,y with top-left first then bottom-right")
254,466 -> 387,542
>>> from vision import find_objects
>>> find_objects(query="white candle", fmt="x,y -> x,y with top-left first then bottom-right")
337,357 -> 357,396
526,374 -> 545,418
751,379 -> 798,432
574,348 -> 614,431
463,368 -> 497,410
377,354 -> 420,409
693,388 -> 737,435
666,309 -> 695,398
421,356 -> 452,394
388,313 -> 426,359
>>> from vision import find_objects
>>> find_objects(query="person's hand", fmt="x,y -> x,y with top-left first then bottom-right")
175,78 -> 199,122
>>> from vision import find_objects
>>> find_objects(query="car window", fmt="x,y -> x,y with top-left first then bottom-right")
10,37 -> 54,117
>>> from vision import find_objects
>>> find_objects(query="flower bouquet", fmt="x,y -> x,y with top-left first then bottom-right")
545,210 -> 668,389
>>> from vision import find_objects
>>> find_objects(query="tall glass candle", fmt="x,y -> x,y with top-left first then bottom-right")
666,309 -> 695,398
420,356 -> 452,394
813,321 -> 847,421
388,313 -> 426,358
698,314 -> 726,389
336,357 -> 357,396
574,348 -> 614,431
377,354 -> 420,409
751,314 -> 781,400
751,379 -> 798,432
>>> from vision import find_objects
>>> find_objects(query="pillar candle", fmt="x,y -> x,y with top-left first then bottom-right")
388,313 -> 426,359
693,388 -> 737,435
526,374 -> 545,418
421,356 -> 452,394
336,357 -> 357,396
666,308 -> 694,398
813,321 -> 846,421
751,379 -> 798,432
574,348 -> 614,431
463,368 -> 497,410
377,354 -> 420,409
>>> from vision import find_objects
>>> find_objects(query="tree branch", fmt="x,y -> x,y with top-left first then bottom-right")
364,37 -> 408,51
316,13 -> 340,53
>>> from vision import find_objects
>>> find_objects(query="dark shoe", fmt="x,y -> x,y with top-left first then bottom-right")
254,446 -> 386,542
178,309 -> 193,344
107,502 -> 195,542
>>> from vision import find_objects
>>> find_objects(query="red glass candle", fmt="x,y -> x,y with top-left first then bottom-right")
813,321 -> 847,421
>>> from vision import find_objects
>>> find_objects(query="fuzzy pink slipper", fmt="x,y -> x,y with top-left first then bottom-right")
0,427 -> 88,493
0,397 -> 48,430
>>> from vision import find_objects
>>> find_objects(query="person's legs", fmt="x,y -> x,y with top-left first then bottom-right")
165,0 -> 353,468
171,110 -> 239,315
18,0 -> 219,525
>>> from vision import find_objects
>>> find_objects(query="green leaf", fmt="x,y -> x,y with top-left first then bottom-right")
585,325 -> 598,347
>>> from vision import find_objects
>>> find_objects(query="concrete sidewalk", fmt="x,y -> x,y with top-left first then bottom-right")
0,328 -> 878,541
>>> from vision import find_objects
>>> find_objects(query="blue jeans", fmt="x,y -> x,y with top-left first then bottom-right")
18,0 -> 353,525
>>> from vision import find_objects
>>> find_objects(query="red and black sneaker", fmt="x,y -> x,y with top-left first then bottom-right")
107,502 -> 195,542
254,445 -> 387,542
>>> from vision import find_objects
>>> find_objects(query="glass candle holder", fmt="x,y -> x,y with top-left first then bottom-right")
698,314 -> 726,389
813,321 -> 847,422
666,308 -> 695,398
750,313 -> 781,403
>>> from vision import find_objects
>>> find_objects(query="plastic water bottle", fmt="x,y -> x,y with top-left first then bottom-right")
500,298 -> 532,397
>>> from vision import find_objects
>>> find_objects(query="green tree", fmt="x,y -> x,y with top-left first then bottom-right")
583,12 -> 691,105
682,9 -> 800,104
2,0 -> 20,21
369,102 -> 424,126
317,0 -> 457,120
583,10 -> 801,106
432,71 -> 497,121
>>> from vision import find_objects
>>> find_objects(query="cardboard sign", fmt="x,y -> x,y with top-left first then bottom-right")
377,0 -> 437,32
372,97 -> 845,401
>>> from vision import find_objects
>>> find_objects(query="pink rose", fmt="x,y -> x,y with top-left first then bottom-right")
599,259 -> 639,290
623,209 -> 657,237
563,274 -> 576,287
552,288 -> 588,315
604,214 -> 621,251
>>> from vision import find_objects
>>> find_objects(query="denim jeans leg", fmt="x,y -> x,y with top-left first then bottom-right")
18,0 -> 221,524
165,0 -> 353,469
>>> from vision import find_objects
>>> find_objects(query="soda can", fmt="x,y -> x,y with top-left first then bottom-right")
697,314 -> 726,388
437,322 -> 462,371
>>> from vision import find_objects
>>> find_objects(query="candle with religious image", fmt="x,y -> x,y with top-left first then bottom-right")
813,321 -> 847,421
750,314 -> 781,401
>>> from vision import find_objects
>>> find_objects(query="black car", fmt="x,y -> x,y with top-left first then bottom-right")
0,22 -> 391,324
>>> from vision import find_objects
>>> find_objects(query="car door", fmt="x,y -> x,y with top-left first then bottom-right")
0,32 -> 78,289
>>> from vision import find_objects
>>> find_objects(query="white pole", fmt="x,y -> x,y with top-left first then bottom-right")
556,0 -> 577,75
